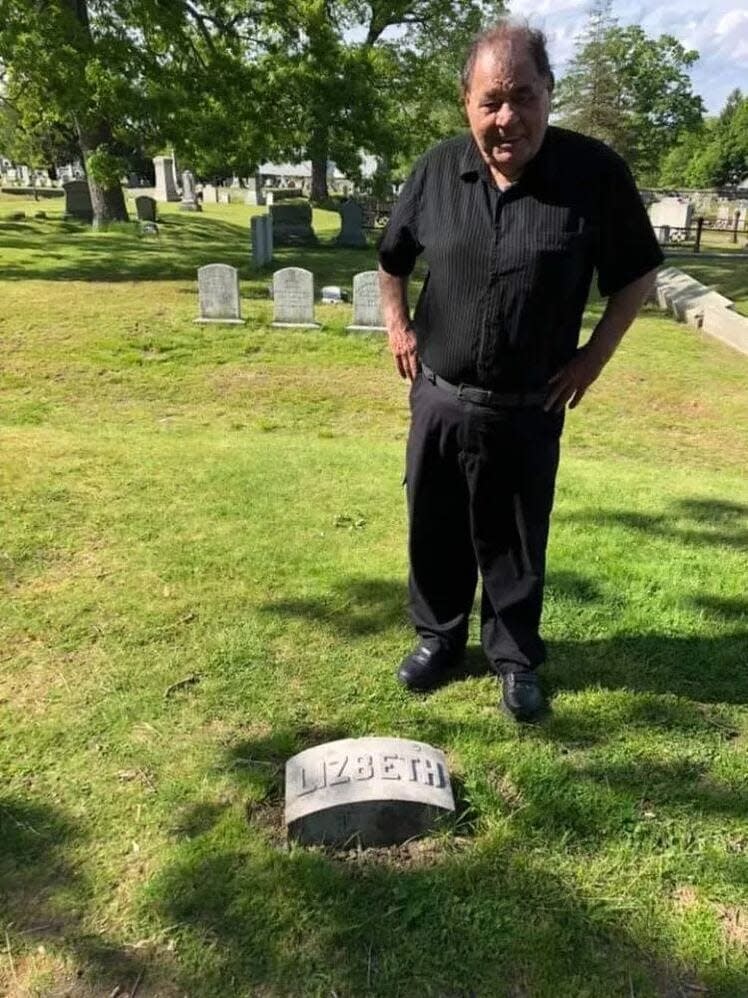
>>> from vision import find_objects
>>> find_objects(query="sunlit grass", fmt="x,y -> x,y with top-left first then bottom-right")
1,204 -> 747,998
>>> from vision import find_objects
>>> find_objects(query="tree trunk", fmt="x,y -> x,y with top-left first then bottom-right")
311,156 -> 328,201
309,123 -> 329,201
77,120 -> 129,227
65,0 -> 128,227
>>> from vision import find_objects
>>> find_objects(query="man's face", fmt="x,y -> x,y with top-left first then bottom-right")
464,41 -> 551,183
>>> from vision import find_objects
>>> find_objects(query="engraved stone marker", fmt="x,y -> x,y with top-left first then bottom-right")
270,202 -> 318,246
286,737 -> 455,847
336,199 -> 367,248
251,214 -> 273,268
195,264 -> 243,324
153,155 -> 179,202
63,180 -> 93,222
272,267 -> 319,327
648,197 -> 693,236
180,170 -> 202,212
202,184 -> 219,204
348,271 -> 386,331
135,195 -> 157,222
245,174 -> 266,206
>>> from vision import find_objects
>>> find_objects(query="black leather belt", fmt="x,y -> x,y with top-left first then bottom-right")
421,365 -> 547,408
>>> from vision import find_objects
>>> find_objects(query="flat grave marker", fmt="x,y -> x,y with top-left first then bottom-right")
285,736 -> 455,847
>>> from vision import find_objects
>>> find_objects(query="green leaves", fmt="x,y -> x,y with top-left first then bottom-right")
554,5 -> 705,183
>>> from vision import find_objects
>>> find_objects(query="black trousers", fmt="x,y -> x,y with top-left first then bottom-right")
405,372 -> 563,674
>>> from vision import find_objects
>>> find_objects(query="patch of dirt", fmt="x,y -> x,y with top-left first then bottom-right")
325,834 -> 472,870
672,885 -> 700,911
715,903 -> 748,948
245,797 -> 285,845
489,772 -> 525,811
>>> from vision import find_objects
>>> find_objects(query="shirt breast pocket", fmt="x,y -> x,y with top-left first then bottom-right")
535,228 -> 595,297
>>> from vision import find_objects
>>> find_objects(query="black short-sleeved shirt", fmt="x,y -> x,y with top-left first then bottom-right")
378,127 -> 664,391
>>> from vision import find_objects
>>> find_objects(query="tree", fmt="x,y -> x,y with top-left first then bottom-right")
249,0 -> 506,199
555,2 -> 704,182
551,0 -> 628,151
658,90 -> 748,188
0,1 -> 270,225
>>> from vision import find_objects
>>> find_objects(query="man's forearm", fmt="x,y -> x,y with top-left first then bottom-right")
545,266 -> 659,411
587,267 -> 658,365
378,266 -> 419,380
379,266 -> 411,334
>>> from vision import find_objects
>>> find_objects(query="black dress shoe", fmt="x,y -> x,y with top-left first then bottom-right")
500,671 -> 548,722
397,643 -> 462,692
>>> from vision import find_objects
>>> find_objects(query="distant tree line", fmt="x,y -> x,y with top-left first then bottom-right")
0,0 -> 745,227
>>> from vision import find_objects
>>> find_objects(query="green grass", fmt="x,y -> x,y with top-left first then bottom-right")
668,257 -> 748,317
1,204 -> 747,998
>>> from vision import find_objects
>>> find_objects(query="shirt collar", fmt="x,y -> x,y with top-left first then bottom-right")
458,128 -> 555,191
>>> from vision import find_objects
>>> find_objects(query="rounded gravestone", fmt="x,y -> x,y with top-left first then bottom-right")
285,737 -> 455,847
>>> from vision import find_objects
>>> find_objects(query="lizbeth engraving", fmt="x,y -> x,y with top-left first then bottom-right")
285,737 -> 455,847
291,750 -> 446,798
328,756 -> 350,786
381,754 -> 402,779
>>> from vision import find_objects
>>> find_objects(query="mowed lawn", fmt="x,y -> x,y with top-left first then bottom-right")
1,199 -> 747,998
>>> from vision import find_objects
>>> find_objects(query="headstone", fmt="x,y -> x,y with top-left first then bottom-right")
218,190 -> 230,204
180,170 -> 201,212
272,268 -> 319,327
321,285 -> 344,304
265,190 -> 274,207
153,156 -> 179,202
270,202 -> 318,246
285,737 -> 455,847
135,195 -> 157,222
648,197 -> 693,236
62,180 -> 93,222
195,264 -> 243,324
244,174 -> 266,206
19,165 -> 30,186
140,221 -> 159,237
336,199 -> 367,248
348,271 -> 386,331
251,214 -> 273,268
202,184 -> 219,204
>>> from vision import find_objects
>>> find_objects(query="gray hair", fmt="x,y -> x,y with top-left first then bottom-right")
461,19 -> 555,95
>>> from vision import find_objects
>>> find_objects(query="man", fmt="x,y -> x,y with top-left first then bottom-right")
378,20 -> 663,721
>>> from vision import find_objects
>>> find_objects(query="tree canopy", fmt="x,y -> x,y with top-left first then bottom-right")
554,0 -> 705,183
0,0 -> 505,219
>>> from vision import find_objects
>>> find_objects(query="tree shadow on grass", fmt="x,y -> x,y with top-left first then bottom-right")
559,497 -> 748,552
0,213 -> 382,286
262,576 -> 409,637
0,797 -> 149,996
140,713 -> 748,998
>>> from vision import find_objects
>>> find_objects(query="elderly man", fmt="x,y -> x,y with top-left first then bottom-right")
378,20 -> 663,721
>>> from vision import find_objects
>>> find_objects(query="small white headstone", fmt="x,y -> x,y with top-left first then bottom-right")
272,268 -> 319,327
348,271 -> 386,331
195,264 -> 243,324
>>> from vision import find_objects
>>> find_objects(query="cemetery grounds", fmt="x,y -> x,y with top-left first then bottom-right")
1,194 -> 747,998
